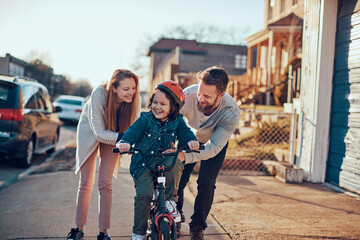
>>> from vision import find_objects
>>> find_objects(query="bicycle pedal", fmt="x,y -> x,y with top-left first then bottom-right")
173,215 -> 181,223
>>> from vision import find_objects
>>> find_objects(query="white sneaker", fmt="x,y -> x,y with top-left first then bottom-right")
131,233 -> 145,240
165,200 -> 181,223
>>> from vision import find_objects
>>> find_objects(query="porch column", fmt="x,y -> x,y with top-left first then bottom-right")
266,30 -> 273,105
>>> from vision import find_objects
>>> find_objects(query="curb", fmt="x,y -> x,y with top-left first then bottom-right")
18,140 -> 77,180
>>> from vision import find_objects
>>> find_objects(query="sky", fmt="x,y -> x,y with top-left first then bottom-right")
0,0 -> 264,91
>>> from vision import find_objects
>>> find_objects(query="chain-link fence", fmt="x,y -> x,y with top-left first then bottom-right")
219,108 -> 292,175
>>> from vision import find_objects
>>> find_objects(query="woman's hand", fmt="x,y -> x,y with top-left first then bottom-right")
188,141 -> 199,151
116,142 -> 130,153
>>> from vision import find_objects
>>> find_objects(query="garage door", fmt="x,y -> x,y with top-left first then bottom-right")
326,0 -> 360,193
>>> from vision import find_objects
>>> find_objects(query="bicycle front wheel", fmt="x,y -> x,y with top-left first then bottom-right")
160,220 -> 170,240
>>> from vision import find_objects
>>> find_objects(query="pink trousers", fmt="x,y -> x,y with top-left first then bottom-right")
75,143 -> 118,230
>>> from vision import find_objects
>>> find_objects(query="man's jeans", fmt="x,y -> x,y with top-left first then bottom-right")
177,143 -> 228,229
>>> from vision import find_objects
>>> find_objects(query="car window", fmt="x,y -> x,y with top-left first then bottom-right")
23,86 -> 38,109
56,99 -> 83,106
21,85 -> 37,109
36,90 -> 46,111
0,85 -> 17,108
40,88 -> 53,112
0,86 -> 10,108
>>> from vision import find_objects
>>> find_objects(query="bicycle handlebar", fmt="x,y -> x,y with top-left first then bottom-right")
113,144 -> 204,172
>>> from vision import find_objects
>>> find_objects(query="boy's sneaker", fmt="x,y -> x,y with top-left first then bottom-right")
165,200 -> 181,223
131,233 -> 145,240
66,228 -> 84,240
97,232 -> 111,240
176,214 -> 185,237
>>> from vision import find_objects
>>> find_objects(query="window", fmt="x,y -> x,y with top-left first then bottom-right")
268,0 -> 275,20
57,99 -> 83,106
22,85 -> 38,109
281,0 -> 285,12
0,86 -> 10,108
9,62 -> 25,76
38,88 -> 53,112
252,47 -> 257,68
234,55 -> 247,70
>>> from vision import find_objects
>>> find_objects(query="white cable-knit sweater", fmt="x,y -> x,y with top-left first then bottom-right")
75,84 -> 139,176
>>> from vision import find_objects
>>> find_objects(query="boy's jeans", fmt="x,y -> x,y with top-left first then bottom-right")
132,159 -> 184,235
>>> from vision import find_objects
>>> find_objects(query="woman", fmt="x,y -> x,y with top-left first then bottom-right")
66,69 -> 140,240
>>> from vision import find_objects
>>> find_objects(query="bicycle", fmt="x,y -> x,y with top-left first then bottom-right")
113,144 -> 204,240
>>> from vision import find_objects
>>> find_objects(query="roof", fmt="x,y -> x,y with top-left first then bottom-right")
0,75 -> 38,83
147,38 -> 206,55
245,13 -> 303,46
268,13 -> 303,27
4,53 -> 28,67
245,28 -> 270,46
0,75 -> 16,82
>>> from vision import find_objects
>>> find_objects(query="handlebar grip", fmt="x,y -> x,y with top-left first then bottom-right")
113,148 -> 120,153
188,150 -> 200,153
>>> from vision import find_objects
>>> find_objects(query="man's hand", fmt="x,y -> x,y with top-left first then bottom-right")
187,141 -> 199,151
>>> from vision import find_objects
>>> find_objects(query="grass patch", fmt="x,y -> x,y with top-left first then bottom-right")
227,117 -> 290,160
30,142 -> 76,175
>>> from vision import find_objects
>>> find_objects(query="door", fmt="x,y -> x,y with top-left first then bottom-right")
326,0 -> 360,193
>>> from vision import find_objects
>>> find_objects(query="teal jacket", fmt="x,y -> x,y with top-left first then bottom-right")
120,111 -> 197,179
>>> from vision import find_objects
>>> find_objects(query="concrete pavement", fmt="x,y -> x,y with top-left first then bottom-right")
0,155 -> 229,240
0,154 -> 360,240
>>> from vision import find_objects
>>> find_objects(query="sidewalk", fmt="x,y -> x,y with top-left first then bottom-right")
0,154 -> 359,240
0,155 -> 228,240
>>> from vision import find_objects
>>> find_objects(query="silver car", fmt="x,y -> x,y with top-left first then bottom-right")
53,95 -> 86,124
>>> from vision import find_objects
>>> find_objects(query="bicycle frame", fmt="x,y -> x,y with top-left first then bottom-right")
114,145 -> 203,240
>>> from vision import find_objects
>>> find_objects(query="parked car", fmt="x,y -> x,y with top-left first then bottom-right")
0,75 -> 62,167
53,95 -> 86,123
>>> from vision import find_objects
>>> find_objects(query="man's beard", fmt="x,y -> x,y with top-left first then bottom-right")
197,95 -> 219,115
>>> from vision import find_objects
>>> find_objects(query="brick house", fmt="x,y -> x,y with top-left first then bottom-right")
0,53 -> 28,77
147,38 -> 247,94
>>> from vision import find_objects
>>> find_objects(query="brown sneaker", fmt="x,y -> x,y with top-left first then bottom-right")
190,225 -> 204,240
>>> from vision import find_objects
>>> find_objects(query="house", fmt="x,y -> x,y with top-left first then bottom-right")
296,0 -> 360,194
241,0 -> 304,105
147,38 -> 247,92
0,53 -> 28,77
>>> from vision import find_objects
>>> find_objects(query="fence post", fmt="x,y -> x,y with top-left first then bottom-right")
287,65 -> 293,103
289,106 -> 297,166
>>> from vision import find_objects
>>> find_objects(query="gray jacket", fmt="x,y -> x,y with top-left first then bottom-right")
181,84 -> 240,163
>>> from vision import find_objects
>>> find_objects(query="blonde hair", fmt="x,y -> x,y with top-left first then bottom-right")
104,69 -> 139,132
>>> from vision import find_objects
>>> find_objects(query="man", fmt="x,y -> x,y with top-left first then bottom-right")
177,66 -> 240,240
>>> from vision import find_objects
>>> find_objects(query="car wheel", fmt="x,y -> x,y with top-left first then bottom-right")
18,138 -> 34,168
